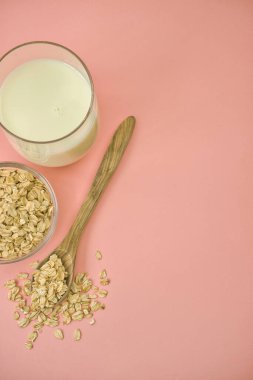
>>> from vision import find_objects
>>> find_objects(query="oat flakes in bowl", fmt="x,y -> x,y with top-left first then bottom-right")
0,162 -> 57,264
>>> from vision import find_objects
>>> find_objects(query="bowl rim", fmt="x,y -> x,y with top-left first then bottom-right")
0,161 -> 58,264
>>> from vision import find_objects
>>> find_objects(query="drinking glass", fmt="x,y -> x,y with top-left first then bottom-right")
0,41 -> 98,167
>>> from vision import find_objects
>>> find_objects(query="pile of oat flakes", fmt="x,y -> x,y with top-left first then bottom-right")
0,168 -> 53,260
5,250 -> 110,349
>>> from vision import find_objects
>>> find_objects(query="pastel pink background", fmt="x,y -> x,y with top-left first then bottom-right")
0,1 -> 253,379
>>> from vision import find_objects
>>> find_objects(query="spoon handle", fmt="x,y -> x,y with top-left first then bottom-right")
60,116 -> 135,252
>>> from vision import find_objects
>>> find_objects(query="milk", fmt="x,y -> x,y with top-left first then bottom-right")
0,59 -> 98,166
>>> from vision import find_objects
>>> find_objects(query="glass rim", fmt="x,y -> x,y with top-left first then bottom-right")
0,161 -> 58,264
0,40 -> 95,144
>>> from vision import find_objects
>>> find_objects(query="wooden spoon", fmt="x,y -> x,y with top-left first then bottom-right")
33,116 -> 135,304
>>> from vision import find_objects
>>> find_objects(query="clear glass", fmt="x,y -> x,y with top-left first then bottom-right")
0,161 -> 58,264
0,41 -> 98,167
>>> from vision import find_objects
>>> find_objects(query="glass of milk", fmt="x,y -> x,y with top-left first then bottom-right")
0,41 -> 98,167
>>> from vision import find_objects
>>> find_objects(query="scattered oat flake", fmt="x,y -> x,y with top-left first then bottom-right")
95,250 -> 102,260
98,289 -> 108,298
100,278 -> 110,286
88,294 -> 97,299
85,313 -> 93,319
28,331 -> 38,342
13,311 -> 20,320
54,329 -> 64,340
73,329 -> 81,341
23,306 -> 30,314
29,261 -> 39,269
5,279 -> 16,289
17,273 -> 29,279
99,270 -> 107,279
18,299 -> 26,308
25,341 -> 33,350
89,318 -> 96,325
33,322 -> 44,330
18,318 -> 30,328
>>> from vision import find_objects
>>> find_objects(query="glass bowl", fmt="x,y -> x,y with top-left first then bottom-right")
0,161 -> 58,264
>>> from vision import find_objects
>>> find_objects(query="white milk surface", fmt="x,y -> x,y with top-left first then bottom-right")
0,59 -> 92,142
